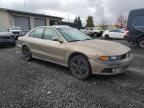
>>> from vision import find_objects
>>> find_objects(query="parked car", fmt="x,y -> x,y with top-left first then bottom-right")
9,26 -> 23,39
81,27 -> 103,37
102,29 -> 126,39
125,8 -> 144,48
17,26 -> 132,80
0,26 -> 16,47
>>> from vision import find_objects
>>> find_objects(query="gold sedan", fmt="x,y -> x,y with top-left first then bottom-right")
17,26 -> 132,80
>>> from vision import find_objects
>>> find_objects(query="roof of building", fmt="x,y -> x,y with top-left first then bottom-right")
0,7 -> 63,19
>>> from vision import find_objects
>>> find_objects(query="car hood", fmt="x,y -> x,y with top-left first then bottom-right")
0,32 -> 13,37
70,39 -> 130,56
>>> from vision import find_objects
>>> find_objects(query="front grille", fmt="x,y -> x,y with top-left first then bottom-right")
0,36 -> 10,39
102,68 -> 113,73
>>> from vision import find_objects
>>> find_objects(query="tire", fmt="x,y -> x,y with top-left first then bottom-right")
10,36 -> 16,47
22,46 -> 33,61
137,39 -> 144,48
105,35 -> 110,40
69,55 -> 91,80
11,41 -> 16,47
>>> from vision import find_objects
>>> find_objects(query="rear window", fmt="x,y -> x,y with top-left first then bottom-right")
132,16 -> 144,26
109,30 -> 115,32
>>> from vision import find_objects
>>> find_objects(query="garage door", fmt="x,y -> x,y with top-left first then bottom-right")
15,16 -> 30,32
34,18 -> 46,27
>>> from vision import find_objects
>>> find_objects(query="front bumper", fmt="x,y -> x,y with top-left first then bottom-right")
0,38 -> 15,46
89,56 -> 133,75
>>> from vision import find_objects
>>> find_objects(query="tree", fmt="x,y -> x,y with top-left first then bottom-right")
77,17 -> 82,29
74,17 -> 78,27
74,16 -> 82,29
116,13 -> 127,29
86,16 -> 94,27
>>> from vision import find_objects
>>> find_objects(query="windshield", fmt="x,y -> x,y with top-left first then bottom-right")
10,26 -> 22,30
0,27 -> 7,32
57,28 -> 91,42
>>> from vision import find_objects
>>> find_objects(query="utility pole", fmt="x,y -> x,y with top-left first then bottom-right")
24,0 -> 27,11
68,13 -> 70,22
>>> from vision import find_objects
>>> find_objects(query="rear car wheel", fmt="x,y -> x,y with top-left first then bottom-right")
69,55 -> 91,80
138,39 -> 144,48
22,46 -> 32,61
93,32 -> 97,37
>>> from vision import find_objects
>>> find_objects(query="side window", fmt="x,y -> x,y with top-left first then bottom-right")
110,30 -> 115,32
120,30 -> 124,33
29,30 -> 35,37
115,30 -> 121,32
132,16 -> 144,26
33,28 -> 44,39
44,28 -> 59,40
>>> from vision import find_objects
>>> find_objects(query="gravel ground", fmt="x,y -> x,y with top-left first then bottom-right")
0,39 -> 144,108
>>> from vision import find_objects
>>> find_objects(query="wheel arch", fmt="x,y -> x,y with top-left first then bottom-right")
21,44 -> 32,54
22,43 -> 31,49
105,34 -> 109,37
68,52 -> 89,67
139,35 -> 144,39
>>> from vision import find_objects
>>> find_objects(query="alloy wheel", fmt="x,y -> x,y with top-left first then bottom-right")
70,55 -> 91,80
138,39 -> 144,48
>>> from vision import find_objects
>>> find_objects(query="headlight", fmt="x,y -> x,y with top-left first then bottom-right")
99,52 -> 130,61
99,56 -> 117,61
99,56 -> 109,61
109,56 -> 117,60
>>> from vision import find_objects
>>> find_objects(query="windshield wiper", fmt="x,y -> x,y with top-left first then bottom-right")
82,38 -> 92,41
69,40 -> 81,42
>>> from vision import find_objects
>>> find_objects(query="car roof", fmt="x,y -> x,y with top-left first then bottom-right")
109,29 -> 123,31
52,25 -> 72,29
131,8 -> 144,13
130,8 -> 144,16
35,25 -> 72,29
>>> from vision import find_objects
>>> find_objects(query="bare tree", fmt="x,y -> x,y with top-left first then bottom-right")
116,13 -> 127,29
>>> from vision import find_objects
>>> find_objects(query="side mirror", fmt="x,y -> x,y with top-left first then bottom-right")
52,37 -> 63,43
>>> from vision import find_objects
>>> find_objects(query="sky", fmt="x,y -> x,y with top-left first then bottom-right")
0,0 -> 144,25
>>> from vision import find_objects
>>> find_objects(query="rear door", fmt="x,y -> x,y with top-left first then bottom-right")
27,27 -> 45,58
115,29 -> 124,39
109,29 -> 116,38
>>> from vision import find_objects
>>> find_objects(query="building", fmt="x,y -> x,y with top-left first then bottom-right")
95,25 -> 118,30
0,8 -> 63,33
62,21 -> 75,28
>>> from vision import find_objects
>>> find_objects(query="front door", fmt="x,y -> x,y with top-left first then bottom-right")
40,27 -> 66,64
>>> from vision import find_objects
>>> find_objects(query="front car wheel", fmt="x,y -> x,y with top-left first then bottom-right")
69,55 -> 91,80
